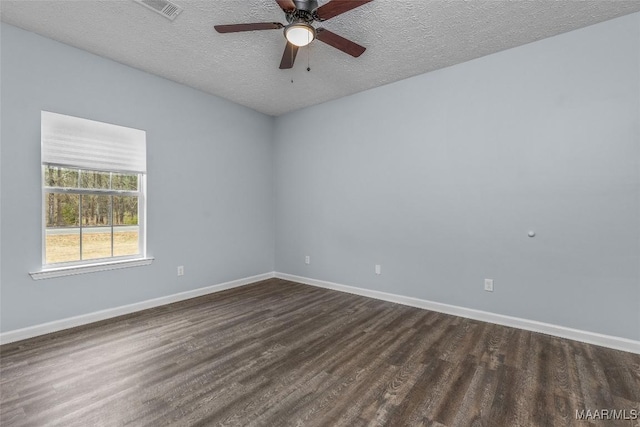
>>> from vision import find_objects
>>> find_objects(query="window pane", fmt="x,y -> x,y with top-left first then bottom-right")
44,166 -> 78,188
45,193 -> 80,264
45,193 -> 80,227
81,194 -> 112,260
81,170 -> 110,189
114,226 -> 139,257
113,195 -> 139,257
81,194 -> 111,226
82,227 -> 112,260
46,228 -> 80,264
112,173 -> 138,191
112,196 -> 138,226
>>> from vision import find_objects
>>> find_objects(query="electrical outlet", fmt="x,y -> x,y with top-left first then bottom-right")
305,255 -> 310,265
177,265 -> 184,276
484,278 -> 493,292
375,264 -> 381,275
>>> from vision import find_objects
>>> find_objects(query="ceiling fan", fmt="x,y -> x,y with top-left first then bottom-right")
214,0 -> 372,69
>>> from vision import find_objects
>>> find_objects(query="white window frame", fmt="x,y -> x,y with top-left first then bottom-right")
30,112 -> 152,279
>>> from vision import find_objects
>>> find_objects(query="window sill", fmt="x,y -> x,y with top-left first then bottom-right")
29,257 -> 154,280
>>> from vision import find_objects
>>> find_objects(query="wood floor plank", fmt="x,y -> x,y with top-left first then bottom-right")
1,278 -> 638,426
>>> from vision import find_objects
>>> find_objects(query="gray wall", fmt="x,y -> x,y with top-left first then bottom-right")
0,24 -> 275,332
2,13 -> 639,342
274,13 -> 640,341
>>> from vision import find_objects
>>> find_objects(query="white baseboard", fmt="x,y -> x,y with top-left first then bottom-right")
275,272 -> 640,355
0,272 -> 276,345
4,271 -> 637,354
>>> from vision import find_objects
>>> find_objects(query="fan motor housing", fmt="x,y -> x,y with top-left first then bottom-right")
284,1 -> 322,24
293,0 -> 318,13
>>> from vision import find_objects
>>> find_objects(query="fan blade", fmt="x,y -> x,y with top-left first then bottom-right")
279,42 -> 299,69
316,28 -> 366,57
315,0 -> 372,21
275,0 -> 296,12
214,22 -> 283,33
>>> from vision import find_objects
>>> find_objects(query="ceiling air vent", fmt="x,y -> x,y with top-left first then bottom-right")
134,0 -> 183,21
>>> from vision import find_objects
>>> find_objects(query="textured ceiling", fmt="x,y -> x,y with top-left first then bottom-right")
2,0 -> 640,116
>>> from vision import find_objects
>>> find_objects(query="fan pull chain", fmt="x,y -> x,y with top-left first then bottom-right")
306,32 -> 311,72
306,29 -> 311,72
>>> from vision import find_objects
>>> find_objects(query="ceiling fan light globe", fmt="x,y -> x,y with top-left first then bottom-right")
285,24 -> 315,47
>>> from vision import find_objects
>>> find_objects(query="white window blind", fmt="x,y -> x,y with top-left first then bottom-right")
41,111 -> 146,173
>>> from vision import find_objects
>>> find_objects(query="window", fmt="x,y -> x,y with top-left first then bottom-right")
44,167 -> 143,264
40,111 -> 148,269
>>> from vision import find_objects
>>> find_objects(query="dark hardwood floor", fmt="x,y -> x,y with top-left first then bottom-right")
1,278 -> 638,426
